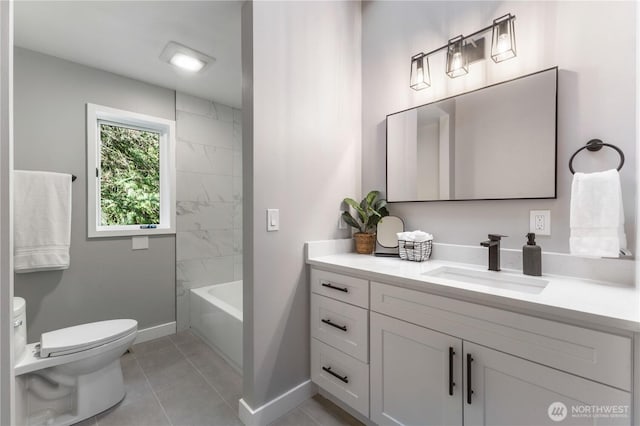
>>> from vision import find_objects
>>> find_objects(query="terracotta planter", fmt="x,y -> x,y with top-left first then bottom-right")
354,232 -> 376,254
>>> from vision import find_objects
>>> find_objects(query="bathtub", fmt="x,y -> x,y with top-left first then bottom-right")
190,281 -> 242,373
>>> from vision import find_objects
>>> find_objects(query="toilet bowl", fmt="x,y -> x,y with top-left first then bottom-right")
14,298 -> 137,426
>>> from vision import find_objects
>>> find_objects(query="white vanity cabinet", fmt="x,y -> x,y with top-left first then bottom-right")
310,269 -> 370,417
463,342 -> 631,426
370,312 -> 463,426
370,311 -> 630,426
309,266 -> 635,426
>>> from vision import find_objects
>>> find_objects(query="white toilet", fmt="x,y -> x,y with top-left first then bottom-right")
14,297 -> 137,426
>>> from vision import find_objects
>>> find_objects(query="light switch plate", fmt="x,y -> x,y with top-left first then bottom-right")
132,236 -> 149,250
267,209 -> 279,231
529,210 -> 551,236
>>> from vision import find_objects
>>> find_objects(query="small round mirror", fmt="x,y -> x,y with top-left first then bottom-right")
377,216 -> 404,248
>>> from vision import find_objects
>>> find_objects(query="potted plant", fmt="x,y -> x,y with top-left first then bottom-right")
342,190 -> 390,254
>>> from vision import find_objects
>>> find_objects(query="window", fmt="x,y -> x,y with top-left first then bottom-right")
87,103 -> 176,237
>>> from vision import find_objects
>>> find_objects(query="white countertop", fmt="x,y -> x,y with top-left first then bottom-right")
307,252 -> 640,332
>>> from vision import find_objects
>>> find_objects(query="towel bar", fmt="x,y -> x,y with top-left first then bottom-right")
568,139 -> 624,174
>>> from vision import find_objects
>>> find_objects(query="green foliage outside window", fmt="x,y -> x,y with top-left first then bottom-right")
100,123 -> 160,226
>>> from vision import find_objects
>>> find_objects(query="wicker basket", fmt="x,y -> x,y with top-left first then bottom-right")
398,240 -> 432,262
354,232 -> 376,254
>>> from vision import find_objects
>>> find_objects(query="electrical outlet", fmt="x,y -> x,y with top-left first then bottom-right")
338,213 -> 347,230
529,210 -> 551,236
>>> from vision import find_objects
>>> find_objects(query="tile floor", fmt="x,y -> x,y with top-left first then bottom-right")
77,331 -> 362,426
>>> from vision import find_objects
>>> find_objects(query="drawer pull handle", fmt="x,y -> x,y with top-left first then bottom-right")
321,318 -> 347,332
13,319 -> 23,328
322,366 -> 349,384
467,354 -> 474,404
449,347 -> 455,396
321,282 -> 349,293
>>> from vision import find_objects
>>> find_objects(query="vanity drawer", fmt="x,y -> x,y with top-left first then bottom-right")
311,294 -> 368,362
371,281 -> 632,391
311,268 -> 369,308
311,338 -> 369,418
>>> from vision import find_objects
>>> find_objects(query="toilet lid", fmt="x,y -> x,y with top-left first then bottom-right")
40,319 -> 137,358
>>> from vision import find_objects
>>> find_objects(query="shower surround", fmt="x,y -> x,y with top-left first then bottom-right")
175,92 -> 242,330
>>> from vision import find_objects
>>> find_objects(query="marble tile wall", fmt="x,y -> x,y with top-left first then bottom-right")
175,93 -> 242,330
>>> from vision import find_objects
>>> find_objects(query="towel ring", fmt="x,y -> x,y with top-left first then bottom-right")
568,139 -> 625,174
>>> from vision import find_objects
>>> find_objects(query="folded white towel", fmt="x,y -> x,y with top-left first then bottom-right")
397,230 -> 434,243
570,169 -> 626,258
14,171 -> 72,273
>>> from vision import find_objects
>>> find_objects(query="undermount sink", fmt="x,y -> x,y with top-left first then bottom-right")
423,266 -> 549,294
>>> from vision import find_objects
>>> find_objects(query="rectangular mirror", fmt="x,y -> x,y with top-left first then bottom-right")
386,67 -> 557,202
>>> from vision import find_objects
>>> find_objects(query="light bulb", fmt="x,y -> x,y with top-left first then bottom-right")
452,52 -> 463,70
496,33 -> 510,54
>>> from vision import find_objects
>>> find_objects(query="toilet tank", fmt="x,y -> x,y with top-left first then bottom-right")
13,297 -> 26,362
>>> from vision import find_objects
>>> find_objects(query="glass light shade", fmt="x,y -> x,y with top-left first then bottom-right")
410,53 -> 431,90
491,14 -> 517,63
446,35 -> 468,78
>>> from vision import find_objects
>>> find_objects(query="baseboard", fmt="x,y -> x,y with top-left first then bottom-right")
134,321 -> 176,344
238,380 -> 314,426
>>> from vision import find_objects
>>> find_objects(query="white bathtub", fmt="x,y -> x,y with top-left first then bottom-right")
190,281 -> 242,373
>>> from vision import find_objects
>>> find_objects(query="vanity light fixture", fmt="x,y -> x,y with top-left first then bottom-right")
160,41 -> 215,73
409,13 -> 517,90
410,53 -> 431,90
446,35 -> 468,78
491,13 -> 517,63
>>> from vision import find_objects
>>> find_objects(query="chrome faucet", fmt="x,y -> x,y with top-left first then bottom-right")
480,234 -> 507,271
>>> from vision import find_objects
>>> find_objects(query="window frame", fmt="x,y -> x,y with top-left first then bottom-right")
86,103 -> 176,238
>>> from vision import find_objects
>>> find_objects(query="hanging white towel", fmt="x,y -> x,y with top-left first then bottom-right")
14,171 -> 72,272
570,169 -> 626,258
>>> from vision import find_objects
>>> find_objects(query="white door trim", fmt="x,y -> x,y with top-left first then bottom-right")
0,1 -> 14,424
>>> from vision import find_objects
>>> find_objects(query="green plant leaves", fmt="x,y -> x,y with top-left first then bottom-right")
344,197 -> 367,224
365,190 -> 380,207
341,211 -> 363,232
99,124 -> 161,226
342,190 -> 390,233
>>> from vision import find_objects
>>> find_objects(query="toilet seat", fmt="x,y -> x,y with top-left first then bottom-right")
40,319 -> 138,357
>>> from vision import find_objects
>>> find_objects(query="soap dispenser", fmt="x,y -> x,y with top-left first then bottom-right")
523,233 -> 542,276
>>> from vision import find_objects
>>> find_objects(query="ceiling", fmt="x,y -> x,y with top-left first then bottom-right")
14,1 -> 243,108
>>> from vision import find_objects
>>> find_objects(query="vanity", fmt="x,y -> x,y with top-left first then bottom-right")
306,242 -> 639,426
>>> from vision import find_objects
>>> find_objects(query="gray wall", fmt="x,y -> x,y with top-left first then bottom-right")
175,92 -> 242,331
242,1 -> 361,408
362,1 -> 637,254
14,48 -> 176,341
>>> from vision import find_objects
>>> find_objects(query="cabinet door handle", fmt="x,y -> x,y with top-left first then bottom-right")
321,318 -> 348,332
322,366 -> 349,384
449,347 -> 455,396
466,353 -> 474,404
321,281 -> 349,293
13,319 -> 23,328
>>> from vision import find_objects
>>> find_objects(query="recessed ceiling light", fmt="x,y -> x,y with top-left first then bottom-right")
160,41 -> 215,73
170,53 -> 205,72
